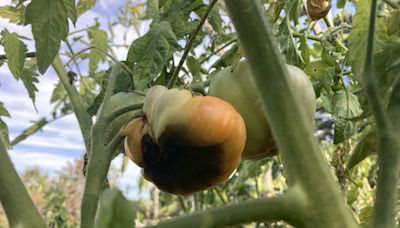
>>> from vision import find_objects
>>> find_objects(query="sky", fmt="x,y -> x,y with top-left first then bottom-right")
0,0 -> 150,199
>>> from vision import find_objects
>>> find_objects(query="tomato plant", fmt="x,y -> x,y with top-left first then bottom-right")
0,0 -> 399,227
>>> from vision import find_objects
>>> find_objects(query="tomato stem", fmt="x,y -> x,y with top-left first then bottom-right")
0,138 -> 47,228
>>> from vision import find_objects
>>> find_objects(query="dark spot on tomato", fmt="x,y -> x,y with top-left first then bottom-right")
141,125 -> 225,195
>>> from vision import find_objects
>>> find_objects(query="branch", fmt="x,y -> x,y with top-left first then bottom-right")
52,55 -> 93,153
0,138 -> 47,228
365,0 -> 400,227
167,0 -> 219,89
0,51 -> 36,60
383,0 -> 400,9
151,188 -> 305,228
81,63 -> 127,228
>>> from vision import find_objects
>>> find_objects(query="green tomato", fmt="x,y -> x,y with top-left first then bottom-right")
208,60 -> 316,160
102,92 -> 144,154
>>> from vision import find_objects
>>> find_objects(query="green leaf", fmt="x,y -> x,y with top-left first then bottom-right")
336,0 -> 346,9
94,189 -> 136,228
299,33 -> 310,63
0,5 -> 25,24
388,10 -> 400,36
321,48 -> 340,70
208,4 -> 223,35
88,27 -> 109,75
87,64 -> 134,116
11,118 -> 49,146
20,67 -> 39,107
126,21 -> 178,89
348,0 -> 369,80
162,0 -> 203,38
320,67 -> 335,93
1,29 -> 27,77
146,0 -> 159,19
347,130 -> 377,169
0,101 -> 10,118
186,56 -> 201,80
63,0 -> 77,25
77,0 -> 96,15
25,0 -> 69,73
332,91 -> 363,143
50,82 -> 66,103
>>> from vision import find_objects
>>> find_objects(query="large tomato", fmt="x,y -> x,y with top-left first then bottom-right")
208,60 -> 316,160
122,85 -> 246,195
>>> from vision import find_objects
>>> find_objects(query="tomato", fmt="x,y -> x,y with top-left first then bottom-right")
208,60 -> 316,160
123,85 -> 246,195
306,0 -> 332,21
103,92 -> 143,155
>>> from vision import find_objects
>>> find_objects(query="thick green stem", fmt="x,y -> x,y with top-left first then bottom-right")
80,63 -> 128,228
365,0 -> 400,227
152,187 -> 306,227
224,0 -> 358,227
52,55 -> 93,152
0,138 -> 47,228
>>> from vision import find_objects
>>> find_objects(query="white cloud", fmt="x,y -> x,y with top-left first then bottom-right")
9,149 -> 76,174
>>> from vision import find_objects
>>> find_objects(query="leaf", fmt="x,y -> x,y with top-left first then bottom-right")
320,67 -> 335,93
25,0 -> 69,74
0,101 -> 10,118
348,0 -> 369,80
336,0 -> 346,9
208,4 -> 223,35
88,27 -> 109,75
1,29 -> 27,77
332,91 -> 363,143
126,21 -> 178,89
20,67 -> 40,107
94,188 -> 136,228
186,56 -> 201,80
347,130 -> 377,169
299,33 -> 310,63
11,118 -> 49,146
0,5 -> 25,24
87,64 -> 134,116
146,0 -> 159,19
77,0 -> 96,15
50,82 -> 66,103
63,0 -> 77,25
162,0 -> 203,38
388,10 -> 400,36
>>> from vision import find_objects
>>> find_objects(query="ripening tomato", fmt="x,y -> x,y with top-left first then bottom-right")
122,86 -> 246,195
208,60 -> 316,160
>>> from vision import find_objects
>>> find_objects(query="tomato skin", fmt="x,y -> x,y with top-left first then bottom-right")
208,60 -> 316,160
123,86 -> 246,195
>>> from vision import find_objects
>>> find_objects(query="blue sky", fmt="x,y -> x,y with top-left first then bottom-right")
0,0 -> 150,199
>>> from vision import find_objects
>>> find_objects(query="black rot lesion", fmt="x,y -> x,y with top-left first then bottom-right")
140,125 -> 225,195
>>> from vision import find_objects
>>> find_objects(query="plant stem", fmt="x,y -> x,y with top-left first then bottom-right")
0,138 -> 47,228
0,51 -> 36,60
80,63 -> 127,228
52,55 -> 93,153
224,0 -> 359,227
152,187 -> 306,228
364,0 -> 400,227
167,0 -> 219,89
